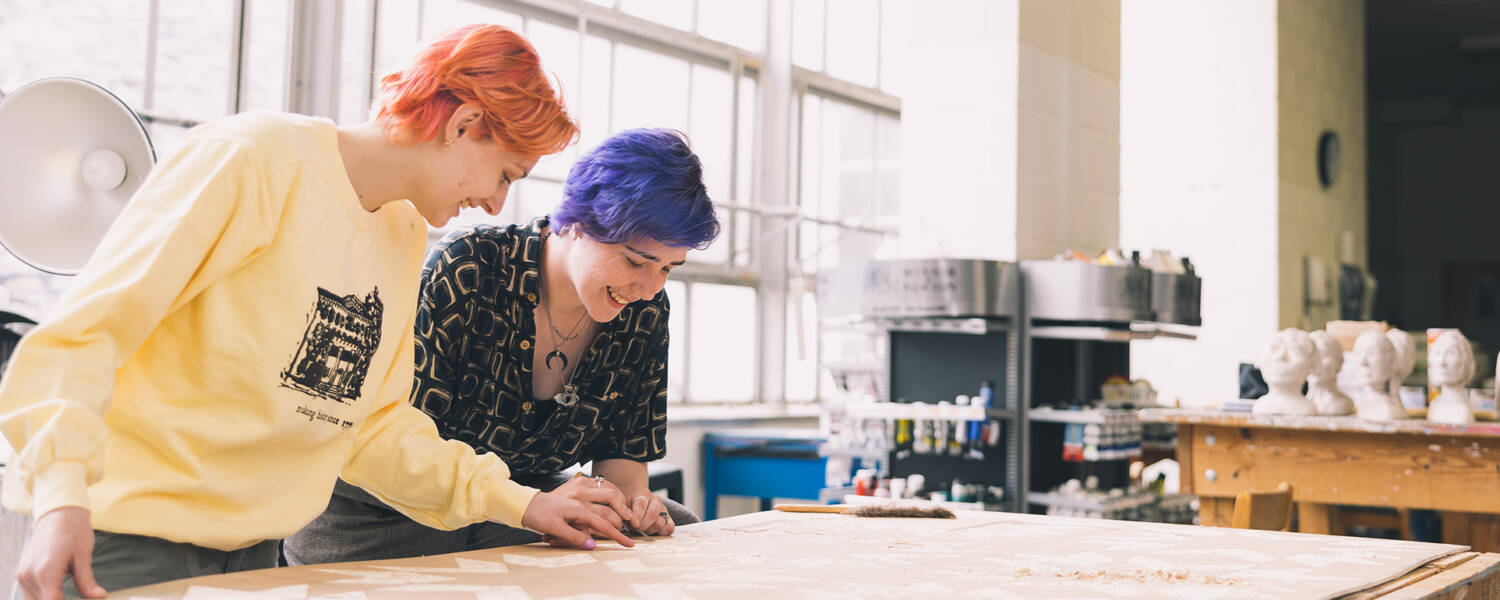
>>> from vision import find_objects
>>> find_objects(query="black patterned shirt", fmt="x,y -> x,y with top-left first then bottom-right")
410,217 -> 669,475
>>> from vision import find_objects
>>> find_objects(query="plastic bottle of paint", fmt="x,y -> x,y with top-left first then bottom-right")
969,381 -> 993,454
952,395 -> 970,456
907,473 -> 926,497
890,477 -> 908,499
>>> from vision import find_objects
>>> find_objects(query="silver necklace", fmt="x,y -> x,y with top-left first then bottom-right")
540,294 -> 587,371
539,230 -> 586,406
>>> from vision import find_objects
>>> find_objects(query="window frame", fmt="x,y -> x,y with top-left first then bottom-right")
24,0 -> 904,406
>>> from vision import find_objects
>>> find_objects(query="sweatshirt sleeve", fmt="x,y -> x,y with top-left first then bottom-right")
0,135 -> 275,517
338,314 -> 539,530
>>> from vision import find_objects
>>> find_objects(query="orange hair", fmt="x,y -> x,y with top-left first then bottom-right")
374,24 -> 578,156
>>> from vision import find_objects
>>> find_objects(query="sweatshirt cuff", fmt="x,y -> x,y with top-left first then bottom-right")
484,477 -> 540,528
32,461 -> 91,518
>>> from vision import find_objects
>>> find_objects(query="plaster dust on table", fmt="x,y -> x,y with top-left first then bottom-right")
113,509 -> 1465,600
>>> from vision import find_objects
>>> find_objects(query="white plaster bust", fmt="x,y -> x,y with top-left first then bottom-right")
1307,330 -> 1354,415
1386,329 -> 1417,402
1347,331 -> 1407,421
1427,330 -> 1475,424
1252,328 -> 1318,416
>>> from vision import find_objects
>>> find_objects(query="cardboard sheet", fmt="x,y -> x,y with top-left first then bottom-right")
113,510 -> 1466,599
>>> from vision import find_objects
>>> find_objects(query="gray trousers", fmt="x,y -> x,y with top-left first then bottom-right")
283,474 -> 699,566
60,531 -> 278,598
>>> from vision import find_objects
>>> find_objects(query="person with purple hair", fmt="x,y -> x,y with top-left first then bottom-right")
284,128 -> 718,564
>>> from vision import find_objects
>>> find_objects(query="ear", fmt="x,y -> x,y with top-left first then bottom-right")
444,103 -> 485,146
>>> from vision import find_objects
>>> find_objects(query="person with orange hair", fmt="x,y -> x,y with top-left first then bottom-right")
0,24 -> 631,600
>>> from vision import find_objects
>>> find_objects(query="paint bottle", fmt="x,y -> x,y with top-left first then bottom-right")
914,416 -> 933,454
970,381 -> 993,454
934,401 -> 952,454
906,473 -> 926,497
895,418 -> 913,451
952,395 -> 970,456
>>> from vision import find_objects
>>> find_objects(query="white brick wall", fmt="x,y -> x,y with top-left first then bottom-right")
1015,0 -> 1122,260
1120,0 -> 1282,408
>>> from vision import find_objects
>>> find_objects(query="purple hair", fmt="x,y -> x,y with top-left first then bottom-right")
552,128 -> 720,250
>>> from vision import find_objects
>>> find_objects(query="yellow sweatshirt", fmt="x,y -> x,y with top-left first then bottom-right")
0,112 -> 537,550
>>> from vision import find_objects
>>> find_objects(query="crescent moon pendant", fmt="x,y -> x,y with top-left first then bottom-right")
545,349 -> 568,370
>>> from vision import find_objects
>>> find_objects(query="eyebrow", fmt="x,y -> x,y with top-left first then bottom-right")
626,245 -> 685,266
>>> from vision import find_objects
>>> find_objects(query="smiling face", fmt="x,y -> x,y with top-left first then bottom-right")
413,136 -> 538,228
564,231 -> 689,322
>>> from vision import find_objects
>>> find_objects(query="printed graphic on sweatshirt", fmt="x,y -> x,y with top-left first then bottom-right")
281,286 -> 384,403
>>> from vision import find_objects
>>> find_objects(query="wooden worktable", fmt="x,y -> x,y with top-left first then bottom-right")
110,509 -> 1496,599
1141,408 -> 1500,551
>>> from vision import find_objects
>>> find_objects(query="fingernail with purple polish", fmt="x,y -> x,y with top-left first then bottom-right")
584,538 -> 595,550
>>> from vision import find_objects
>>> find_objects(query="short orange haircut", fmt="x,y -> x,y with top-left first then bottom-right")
374,24 -> 578,156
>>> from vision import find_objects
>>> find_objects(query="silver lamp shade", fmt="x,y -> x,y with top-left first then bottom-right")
0,77 -> 155,275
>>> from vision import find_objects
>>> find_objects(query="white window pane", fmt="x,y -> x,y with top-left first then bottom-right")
339,0 -> 375,125
526,17 -> 581,181
611,44 -> 688,133
825,0 -> 878,87
734,73 -> 756,268
801,98 -> 888,271
373,0 -> 421,88
578,35 -> 613,152
831,97 -> 876,164
421,0 -> 522,40
514,178 -> 563,222
665,280 -> 686,402
880,0 -> 904,95
688,283 -> 756,402
791,0 -> 824,71
798,95 -> 823,272
876,113 -> 901,216
154,0 -> 235,118
241,0 -> 289,112
689,64 -> 731,265
147,122 -> 193,164
618,0 -> 692,31
800,95 -> 823,218
785,289 -> 819,401
0,0 -> 150,107
698,0 -> 765,53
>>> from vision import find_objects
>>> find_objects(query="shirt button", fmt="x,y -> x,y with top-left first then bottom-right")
522,401 -> 533,411
520,340 -> 531,350
527,293 -> 538,303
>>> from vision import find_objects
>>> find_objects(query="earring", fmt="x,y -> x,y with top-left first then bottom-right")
443,137 -> 456,150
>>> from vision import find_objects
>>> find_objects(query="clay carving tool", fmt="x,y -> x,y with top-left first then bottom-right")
774,503 -> 956,518
625,521 -> 654,542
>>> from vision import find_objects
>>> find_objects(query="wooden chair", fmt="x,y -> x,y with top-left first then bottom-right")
1231,482 -> 1294,531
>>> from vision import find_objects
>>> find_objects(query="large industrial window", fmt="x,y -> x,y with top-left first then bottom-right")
0,0 -> 900,406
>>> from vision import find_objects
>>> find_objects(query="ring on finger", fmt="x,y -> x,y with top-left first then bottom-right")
595,475 -> 604,488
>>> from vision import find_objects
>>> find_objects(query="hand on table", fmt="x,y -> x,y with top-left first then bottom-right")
17,506 -> 106,600
519,491 -> 633,550
547,473 -> 634,531
626,492 -> 674,536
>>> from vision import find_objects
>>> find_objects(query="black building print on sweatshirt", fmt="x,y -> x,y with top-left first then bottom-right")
281,286 -> 383,403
